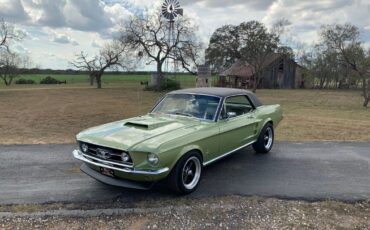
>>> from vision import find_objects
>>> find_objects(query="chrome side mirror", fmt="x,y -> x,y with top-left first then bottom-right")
227,112 -> 237,119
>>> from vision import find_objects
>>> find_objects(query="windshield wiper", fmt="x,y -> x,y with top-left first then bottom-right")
173,112 -> 196,118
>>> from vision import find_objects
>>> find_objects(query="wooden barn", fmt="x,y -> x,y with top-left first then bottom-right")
218,53 -> 305,89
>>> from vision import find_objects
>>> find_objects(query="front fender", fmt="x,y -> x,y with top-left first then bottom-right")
159,144 -> 204,173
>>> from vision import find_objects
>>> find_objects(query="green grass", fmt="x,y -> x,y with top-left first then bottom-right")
4,74 -> 197,87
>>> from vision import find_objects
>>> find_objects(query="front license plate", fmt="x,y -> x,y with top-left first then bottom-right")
100,167 -> 115,177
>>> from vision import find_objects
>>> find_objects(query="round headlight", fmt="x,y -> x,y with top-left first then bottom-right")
81,143 -> 88,153
148,153 -> 159,165
121,152 -> 131,162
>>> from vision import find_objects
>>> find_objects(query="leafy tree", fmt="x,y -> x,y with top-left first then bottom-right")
205,25 -> 241,73
206,21 -> 280,92
119,12 -> 202,89
320,23 -> 370,107
238,21 -> 279,92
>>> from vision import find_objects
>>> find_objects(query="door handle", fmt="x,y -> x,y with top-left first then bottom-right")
247,115 -> 255,119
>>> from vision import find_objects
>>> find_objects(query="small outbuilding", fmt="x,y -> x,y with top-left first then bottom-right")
218,53 -> 305,89
196,64 -> 212,87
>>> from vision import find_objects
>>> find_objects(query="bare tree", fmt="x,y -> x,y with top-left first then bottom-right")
0,18 -> 24,52
119,12 -> 202,88
71,52 -> 98,86
0,51 -> 29,85
71,41 -> 133,89
320,23 -> 370,107
271,18 -> 291,41
0,19 -> 29,86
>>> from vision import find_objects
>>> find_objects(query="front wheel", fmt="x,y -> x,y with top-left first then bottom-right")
253,123 -> 274,153
169,151 -> 202,194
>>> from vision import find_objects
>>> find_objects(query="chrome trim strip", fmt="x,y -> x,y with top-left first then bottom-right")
203,140 -> 256,166
73,150 -> 169,175
82,153 -> 133,168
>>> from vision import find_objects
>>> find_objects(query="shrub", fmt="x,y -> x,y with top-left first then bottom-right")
15,79 -> 35,84
145,77 -> 181,91
40,76 -> 59,84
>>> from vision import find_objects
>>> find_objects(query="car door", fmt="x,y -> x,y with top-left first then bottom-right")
217,95 -> 259,155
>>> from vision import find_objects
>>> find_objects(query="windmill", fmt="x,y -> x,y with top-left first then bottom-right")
161,0 -> 183,76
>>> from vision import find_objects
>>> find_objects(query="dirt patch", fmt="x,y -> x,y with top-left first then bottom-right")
0,86 -> 369,144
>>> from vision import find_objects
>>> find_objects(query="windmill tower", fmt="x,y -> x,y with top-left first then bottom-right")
161,0 -> 183,77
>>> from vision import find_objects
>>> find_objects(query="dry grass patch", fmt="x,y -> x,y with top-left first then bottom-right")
0,85 -> 163,145
258,89 -> 370,141
0,86 -> 369,144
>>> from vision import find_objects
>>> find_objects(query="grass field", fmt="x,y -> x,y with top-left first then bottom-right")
0,74 -> 197,88
0,74 -> 369,144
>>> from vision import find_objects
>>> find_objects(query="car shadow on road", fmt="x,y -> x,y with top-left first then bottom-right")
87,146 -> 274,205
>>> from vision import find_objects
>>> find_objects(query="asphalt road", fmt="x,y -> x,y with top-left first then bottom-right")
0,142 -> 369,205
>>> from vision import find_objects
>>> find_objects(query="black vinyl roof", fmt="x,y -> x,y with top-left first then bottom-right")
169,87 -> 263,107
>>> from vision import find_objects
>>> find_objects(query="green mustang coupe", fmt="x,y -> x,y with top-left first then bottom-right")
73,87 -> 283,194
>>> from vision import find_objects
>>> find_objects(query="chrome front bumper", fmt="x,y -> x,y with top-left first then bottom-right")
72,149 -> 169,175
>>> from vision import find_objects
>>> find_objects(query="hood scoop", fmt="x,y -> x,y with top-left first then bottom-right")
125,122 -> 149,129
124,120 -> 173,130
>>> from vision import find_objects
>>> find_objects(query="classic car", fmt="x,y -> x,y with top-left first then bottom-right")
73,87 -> 283,194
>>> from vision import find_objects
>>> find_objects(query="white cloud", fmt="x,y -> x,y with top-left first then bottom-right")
104,3 -> 133,24
11,0 -> 116,33
262,0 -> 370,45
51,33 -> 79,46
91,40 -> 102,48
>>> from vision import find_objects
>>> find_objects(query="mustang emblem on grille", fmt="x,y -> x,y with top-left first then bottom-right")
96,148 -> 111,159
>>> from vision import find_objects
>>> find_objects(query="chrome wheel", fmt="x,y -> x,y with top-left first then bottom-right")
264,127 -> 273,149
182,156 -> 201,190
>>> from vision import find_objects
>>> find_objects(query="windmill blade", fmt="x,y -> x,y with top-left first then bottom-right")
161,0 -> 182,20
175,8 -> 183,16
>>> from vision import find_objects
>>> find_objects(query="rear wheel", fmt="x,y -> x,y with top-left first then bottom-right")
253,123 -> 274,153
169,151 -> 202,194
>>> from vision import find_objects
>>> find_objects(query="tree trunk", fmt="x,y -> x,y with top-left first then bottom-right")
363,78 -> 370,107
252,73 -> 258,93
89,74 -> 95,86
364,98 -> 369,107
96,74 -> 102,89
8,76 -> 14,85
156,62 -> 163,90
4,77 -> 9,86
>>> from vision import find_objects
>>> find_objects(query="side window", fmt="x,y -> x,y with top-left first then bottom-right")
224,95 -> 253,118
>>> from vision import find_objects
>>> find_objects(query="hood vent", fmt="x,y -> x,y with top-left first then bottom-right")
124,119 -> 174,130
124,122 -> 149,129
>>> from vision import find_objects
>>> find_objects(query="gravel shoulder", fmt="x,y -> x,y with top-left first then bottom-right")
1,196 -> 369,229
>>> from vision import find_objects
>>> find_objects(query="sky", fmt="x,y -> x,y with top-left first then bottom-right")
0,0 -> 369,70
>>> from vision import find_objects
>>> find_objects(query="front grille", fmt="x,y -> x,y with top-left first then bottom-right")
79,142 -> 133,166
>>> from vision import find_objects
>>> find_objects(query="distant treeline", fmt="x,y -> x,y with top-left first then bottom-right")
18,68 -> 193,76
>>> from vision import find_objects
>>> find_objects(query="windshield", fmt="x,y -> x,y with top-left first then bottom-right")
152,94 -> 221,121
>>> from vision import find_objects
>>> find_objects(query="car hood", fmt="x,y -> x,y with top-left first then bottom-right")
77,114 -> 200,151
